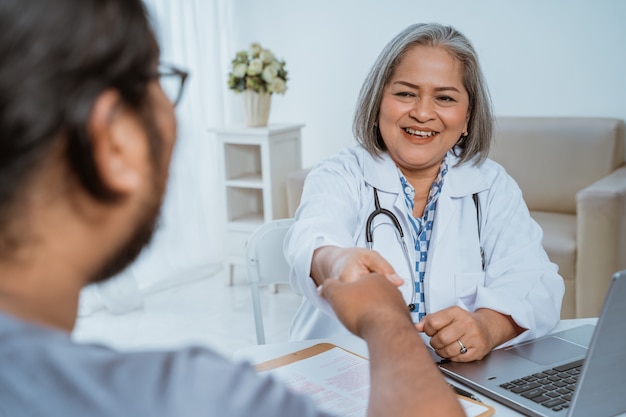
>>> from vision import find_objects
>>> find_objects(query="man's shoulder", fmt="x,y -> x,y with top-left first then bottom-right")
0,312 -> 320,417
0,312 -> 222,415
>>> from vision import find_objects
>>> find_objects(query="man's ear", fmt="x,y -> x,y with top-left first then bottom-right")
88,89 -> 144,194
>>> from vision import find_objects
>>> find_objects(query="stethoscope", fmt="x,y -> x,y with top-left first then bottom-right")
365,187 -> 486,315
365,188 -> 418,312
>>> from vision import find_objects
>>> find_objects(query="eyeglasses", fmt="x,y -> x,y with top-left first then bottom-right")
157,63 -> 189,107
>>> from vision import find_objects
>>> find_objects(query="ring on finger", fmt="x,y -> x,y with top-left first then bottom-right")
457,339 -> 468,354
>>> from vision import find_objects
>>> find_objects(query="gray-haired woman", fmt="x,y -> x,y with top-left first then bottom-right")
286,23 -> 564,362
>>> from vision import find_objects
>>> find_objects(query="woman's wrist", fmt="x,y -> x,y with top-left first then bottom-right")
310,246 -> 343,286
475,308 -> 525,348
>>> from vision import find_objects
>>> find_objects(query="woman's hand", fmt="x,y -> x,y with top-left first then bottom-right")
415,306 -> 525,362
311,246 -> 403,287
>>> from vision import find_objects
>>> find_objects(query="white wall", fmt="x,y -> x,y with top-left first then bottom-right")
228,0 -> 626,167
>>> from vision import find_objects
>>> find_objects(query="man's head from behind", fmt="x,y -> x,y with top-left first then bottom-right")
0,0 -> 177,296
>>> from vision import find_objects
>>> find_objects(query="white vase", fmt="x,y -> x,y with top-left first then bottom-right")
243,90 -> 271,127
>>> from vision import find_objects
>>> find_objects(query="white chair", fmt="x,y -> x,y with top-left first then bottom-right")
245,218 -> 295,344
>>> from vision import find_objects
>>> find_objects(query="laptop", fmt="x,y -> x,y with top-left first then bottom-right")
436,270 -> 626,417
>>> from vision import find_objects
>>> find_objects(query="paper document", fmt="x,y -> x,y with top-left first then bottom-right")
257,343 -> 494,417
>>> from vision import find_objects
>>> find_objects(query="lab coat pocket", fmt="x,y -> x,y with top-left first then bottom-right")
454,272 -> 485,311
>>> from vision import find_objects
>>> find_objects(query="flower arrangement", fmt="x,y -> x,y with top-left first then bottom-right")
227,43 -> 288,95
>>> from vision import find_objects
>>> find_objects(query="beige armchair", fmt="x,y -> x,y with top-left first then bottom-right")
286,116 -> 626,319
490,117 -> 626,318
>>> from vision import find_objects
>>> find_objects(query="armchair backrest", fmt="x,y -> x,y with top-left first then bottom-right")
489,117 -> 625,214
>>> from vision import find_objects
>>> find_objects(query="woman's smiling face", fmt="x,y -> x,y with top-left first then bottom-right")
378,44 -> 470,177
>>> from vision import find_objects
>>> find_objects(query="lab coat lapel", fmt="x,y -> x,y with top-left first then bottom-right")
361,151 -> 411,226
430,157 -> 487,243
361,150 -> 399,191
424,191 -> 455,313
361,151 -> 416,302
425,157 -> 487,313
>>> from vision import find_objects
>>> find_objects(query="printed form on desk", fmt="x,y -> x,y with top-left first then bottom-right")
256,343 -> 493,417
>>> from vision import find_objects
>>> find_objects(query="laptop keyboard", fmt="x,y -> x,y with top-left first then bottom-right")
499,359 -> 584,413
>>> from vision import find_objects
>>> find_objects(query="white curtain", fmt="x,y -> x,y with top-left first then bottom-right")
78,0 -> 232,315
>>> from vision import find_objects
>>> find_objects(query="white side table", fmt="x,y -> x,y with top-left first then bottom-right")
211,124 -> 304,284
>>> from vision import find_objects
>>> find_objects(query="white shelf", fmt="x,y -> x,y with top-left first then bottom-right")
228,213 -> 265,231
211,123 -> 303,283
226,175 -> 263,189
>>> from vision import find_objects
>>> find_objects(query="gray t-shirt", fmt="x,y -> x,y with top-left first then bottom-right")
0,312 -> 334,417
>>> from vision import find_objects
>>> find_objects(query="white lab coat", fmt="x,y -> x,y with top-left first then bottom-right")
285,145 -> 564,347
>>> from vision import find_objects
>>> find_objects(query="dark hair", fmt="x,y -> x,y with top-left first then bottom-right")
0,0 -> 159,215
353,23 -> 494,165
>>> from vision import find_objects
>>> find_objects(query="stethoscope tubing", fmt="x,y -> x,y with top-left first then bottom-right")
365,187 -> 485,314
366,188 -> 418,312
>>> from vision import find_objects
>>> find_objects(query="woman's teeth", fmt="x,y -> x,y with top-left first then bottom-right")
404,127 -> 437,137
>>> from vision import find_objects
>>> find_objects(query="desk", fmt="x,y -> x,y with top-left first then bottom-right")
234,319 -> 598,417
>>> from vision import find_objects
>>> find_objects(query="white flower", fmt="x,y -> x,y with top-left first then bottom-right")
249,43 -> 262,57
247,58 -> 263,75
228,42 -> 288,94
262,65 -> 278,84
260,49 -> 275,64
233,63 -> 247,78
269,78 -> 287,94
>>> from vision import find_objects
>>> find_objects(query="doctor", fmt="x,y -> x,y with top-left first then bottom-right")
285,23 -> 564,362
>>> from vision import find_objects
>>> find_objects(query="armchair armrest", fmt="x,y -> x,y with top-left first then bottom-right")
576,164 -> 626,317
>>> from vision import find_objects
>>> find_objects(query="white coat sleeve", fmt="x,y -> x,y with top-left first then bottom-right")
475,167 -> 565,346
284,149 -> 365,317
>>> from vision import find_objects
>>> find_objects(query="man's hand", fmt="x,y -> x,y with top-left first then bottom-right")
320,272 -> 465,417
318,272 -> 408,338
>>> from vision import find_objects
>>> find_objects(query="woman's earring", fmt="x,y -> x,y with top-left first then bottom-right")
456,130 -> 469,146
